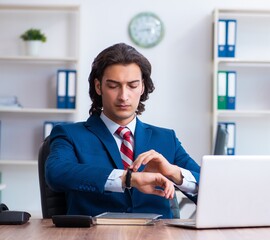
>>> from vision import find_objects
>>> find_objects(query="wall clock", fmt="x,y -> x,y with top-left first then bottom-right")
128,12 -> 164,48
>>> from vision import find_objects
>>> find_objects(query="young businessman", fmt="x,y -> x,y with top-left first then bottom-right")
45,43 -> 200,218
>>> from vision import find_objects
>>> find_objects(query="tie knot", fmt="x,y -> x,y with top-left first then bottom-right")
116,127 -> 132,140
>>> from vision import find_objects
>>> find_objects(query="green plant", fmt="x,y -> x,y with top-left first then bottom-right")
20,28 -> 47,42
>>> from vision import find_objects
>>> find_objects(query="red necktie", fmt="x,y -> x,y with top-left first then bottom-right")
116,127 -> 134,169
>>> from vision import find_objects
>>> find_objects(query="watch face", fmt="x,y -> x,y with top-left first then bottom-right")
128,12 -> 164,48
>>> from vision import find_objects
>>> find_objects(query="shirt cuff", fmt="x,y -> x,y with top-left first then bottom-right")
104,169 -> 125,193
175,168 -> 198,196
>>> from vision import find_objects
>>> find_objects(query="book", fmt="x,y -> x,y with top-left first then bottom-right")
0,96 -> 22,108
92,212 -> 162,225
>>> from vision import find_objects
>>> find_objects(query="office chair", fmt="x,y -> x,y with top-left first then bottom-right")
38,137 -> 181,219
38,136 -> 67,218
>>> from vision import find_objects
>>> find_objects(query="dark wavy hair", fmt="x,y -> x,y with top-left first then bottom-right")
88,43 -> 155,115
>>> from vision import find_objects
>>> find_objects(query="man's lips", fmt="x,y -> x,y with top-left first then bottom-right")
116,104 -> 130,108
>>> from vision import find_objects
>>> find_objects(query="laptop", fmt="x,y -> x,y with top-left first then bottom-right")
166,155 -> 270,229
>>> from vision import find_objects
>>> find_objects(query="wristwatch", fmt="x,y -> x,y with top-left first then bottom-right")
125,169 -> 133,189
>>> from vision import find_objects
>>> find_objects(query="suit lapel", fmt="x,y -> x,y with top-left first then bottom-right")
134,118 -> 152,159
84,114 -> 123,169
84,114 -> 152,170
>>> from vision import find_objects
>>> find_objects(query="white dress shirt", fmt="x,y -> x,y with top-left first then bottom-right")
100,113 -> 197,195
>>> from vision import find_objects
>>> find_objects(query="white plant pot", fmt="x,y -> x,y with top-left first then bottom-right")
25,40 -> 42,56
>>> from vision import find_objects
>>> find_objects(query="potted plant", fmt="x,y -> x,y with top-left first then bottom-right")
20,28 -> 47,56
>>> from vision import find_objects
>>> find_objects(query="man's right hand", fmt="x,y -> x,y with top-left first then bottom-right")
122,171 -> 175,199
130,150 -> 184,185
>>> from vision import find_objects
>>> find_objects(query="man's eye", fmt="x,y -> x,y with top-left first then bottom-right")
129,84 -> 139,89
108,84 -> 118,88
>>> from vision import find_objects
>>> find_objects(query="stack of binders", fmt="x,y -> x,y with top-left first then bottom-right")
217,71 -> 236,110
218,122 -> 236,155
218,19 -> 237,58
57,69 -> 77,109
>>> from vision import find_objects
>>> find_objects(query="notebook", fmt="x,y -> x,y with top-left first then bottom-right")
166,155 -> 270,229
92,212 -> 162,225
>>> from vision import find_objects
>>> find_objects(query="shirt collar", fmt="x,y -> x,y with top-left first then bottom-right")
100,112 -> 136,136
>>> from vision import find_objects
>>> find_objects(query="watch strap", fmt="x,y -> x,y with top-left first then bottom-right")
125,168 -> 133,189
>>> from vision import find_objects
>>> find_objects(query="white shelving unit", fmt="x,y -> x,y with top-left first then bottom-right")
212,9 -> 270,155
0,4 -> 80,216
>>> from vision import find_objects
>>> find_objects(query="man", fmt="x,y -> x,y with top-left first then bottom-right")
46,43 -> 200,218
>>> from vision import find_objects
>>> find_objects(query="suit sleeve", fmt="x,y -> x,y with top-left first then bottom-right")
45,124 -> 113,193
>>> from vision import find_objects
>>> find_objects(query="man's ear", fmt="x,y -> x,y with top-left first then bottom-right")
141,80 -> 145,95
94,78 -> 101,95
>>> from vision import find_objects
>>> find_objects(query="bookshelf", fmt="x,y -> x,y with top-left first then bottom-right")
212,9 -> 270,155
0,4 -> 80,216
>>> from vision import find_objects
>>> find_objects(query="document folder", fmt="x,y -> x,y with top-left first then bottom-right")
218,19 -> 227,57
217,71 -> 227,109
227,71 -> 236,109
66,70 -> 76,109
57,70 -> 67,109
226,122 -> 236,155
226,19 -> 237,58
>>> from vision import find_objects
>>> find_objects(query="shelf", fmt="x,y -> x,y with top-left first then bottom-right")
0,107 -> 76,114
212,9 -> 270,155
0,56 -> 78,64
0,160 -> 37,166
216,8 -> 270,16
0,2 -> 79,219
217,110 -> 270,118
0,4 -> 80,11
217,58 -> 270,66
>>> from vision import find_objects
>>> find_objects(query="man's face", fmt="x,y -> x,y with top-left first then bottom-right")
94,63 -> 144,126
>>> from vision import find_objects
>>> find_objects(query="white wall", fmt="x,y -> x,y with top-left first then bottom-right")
3,0 -> 270,165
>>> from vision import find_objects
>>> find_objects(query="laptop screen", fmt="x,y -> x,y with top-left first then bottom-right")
196,155 -> 270,228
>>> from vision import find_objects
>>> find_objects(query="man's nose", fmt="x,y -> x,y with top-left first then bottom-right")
119,87 -> 129,100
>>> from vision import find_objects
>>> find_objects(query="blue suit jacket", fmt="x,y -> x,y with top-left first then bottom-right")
45,113 -> 200,218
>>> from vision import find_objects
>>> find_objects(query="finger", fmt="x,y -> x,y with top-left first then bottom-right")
130,156 -> 144,171
132,152 -> 152,171
151,188 -> 166,198
165,184 -> 175,199
136,151 -> 161,167
140,184 -> 166,197
152,182 -> 174,199
158,177 -> 175,199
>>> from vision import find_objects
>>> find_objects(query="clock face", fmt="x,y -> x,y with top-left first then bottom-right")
128,12 -> 164,48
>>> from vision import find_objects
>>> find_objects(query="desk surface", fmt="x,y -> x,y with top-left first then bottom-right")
1,219 -> 270,240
